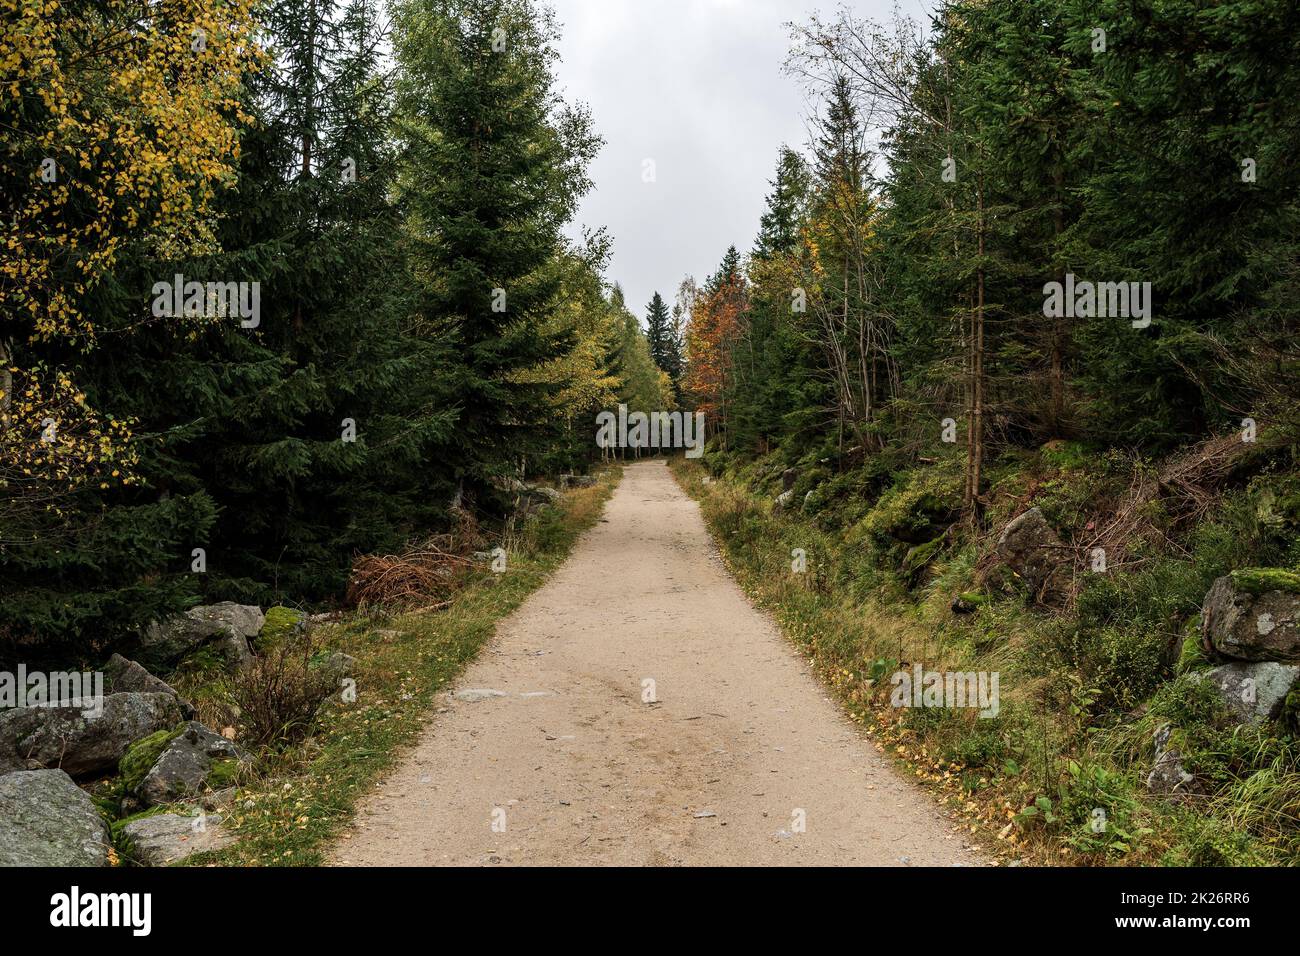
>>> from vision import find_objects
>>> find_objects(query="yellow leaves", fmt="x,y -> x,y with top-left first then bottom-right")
2,0 -> 263,346
0,364 -> 139,517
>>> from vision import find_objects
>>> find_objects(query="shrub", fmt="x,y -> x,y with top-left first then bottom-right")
947,723 -> 1007,768
1161,815 -> 1266,867
1039,440 -> 1090,472
230,637 -> 336,749
852,466 -> 961,548
1057,761 -> 1146,856
1056,625 -> 1168,712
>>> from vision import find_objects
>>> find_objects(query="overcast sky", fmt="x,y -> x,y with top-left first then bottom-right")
548,0 -> 933,323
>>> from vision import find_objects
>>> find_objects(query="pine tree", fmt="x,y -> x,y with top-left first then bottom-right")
729,147 -> 820,455
645,293 -> 675,379
392,0 -> 600,504
169,0 -> 455,602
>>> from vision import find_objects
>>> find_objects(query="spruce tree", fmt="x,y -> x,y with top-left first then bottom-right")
174,0 -> 453,602
645,293 -> 674,380
392,0 -> 600,505
731,147 -> 819,455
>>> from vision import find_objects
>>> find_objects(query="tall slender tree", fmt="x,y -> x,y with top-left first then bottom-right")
392,0 -> 600,505
644,292 -> 677,382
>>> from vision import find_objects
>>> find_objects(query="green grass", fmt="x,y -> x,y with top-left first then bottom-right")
179,467 -> 621,866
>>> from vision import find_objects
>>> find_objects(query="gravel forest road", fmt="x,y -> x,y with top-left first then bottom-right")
330,460 -> 983,867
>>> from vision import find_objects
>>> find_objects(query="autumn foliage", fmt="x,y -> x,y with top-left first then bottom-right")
682,256 -> 747,429
0,0 -> 262,536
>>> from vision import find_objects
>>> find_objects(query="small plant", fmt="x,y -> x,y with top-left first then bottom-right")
1057,760 -> 1149,857
1017,794 -> 1058,826
947,723 -> 1007,768
230,635 -> 336,749
865,656 -> 899,684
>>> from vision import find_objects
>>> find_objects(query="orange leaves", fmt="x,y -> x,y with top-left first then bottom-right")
682,273 -> 748,420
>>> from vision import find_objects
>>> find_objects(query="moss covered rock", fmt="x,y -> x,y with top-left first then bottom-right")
1189,662 -> 1300,725
110,804 -> 172,845
1175,616 -> 1211,676
205,758 -> 241,790
260,606 -> 307,646
119,811 -> 235,866
994,507 -> 1069,604
119,726 -> 185,794
0,769 -> 112,866
1202,570 -> 1300,662
951,591 -> 988,614
902,537 -> 943,578
855,470 -> 961,546
137,721 -> 248,807
1146,723 -> 1204,802
1230,567 -> 1300,596
1,692 -> 186,779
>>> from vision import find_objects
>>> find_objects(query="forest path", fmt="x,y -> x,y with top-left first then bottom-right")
329,460 -> 982,866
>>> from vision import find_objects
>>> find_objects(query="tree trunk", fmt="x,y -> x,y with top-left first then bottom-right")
966,170 -> 986,519
0,338 -> 11,424
295,0 -> 318,337
1049,165 -> 1066,435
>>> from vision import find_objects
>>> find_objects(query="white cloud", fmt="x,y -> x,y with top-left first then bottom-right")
549,0 -> 932,322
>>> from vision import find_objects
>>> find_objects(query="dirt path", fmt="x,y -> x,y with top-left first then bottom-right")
330,461 -> 983,866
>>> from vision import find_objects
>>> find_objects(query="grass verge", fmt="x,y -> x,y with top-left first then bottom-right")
669,455 -> 1298,866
